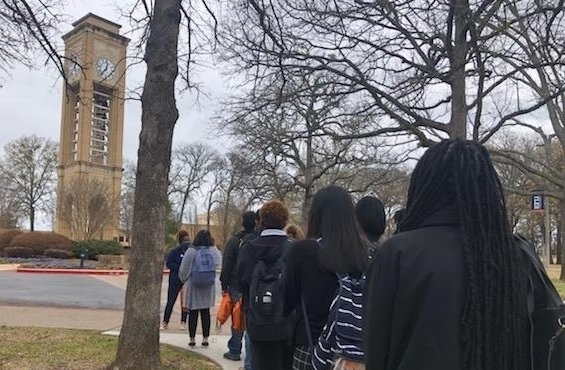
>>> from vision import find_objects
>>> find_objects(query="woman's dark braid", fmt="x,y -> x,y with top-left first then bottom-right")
399,140 -> 528,370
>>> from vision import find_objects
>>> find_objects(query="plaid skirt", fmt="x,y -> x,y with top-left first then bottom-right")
293,345 -> 314,370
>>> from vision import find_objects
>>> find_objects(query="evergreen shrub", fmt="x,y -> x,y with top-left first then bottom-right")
71,240 -> 123,260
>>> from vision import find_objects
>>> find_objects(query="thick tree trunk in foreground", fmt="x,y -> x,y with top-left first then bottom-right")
110,0 -> 181,368
557,200 -> 565,281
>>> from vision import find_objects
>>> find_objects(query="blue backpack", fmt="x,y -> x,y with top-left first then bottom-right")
191,246 -> 216,288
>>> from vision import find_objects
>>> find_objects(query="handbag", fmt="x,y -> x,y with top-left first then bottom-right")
232,297 -> 245,332
215,291 -> 233,327
516,235 -> 565,370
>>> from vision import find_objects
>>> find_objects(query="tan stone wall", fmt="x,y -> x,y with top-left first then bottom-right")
55,14 -> 129,242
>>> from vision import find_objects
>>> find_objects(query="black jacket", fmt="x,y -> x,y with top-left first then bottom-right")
236,229 -> 288,308
219,229 -> 254,291
364,208 -> 465,370
284,239 -> 338,346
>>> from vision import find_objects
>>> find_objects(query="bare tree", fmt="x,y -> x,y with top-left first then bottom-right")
220,0 -> 563,144
111,0 -> 218,368
119,160 -> 137,243
0,135 -> 57,231
58,177 -> 116,241
0,173 -> 22,228
491,130 -> 565,278
218,73 -> 405,222
0,0 -> 65,79
169,142 -> 219,225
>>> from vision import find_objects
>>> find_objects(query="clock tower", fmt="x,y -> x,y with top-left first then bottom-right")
55,14 -> 129,241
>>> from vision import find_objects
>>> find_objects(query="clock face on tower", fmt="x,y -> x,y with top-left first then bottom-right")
95,57 -> 116,80
68,54 -> 80,80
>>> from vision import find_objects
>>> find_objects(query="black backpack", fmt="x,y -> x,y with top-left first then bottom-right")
516,235 -> 565,370
246,239 -> 290,342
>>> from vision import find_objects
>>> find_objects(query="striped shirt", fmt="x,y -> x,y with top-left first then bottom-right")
312,273 -> 365,370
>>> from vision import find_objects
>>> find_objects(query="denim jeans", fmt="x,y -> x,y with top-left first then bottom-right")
244,331 -> 254,370
227,288 -> 243,355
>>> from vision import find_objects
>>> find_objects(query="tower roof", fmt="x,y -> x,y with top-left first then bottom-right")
63,13 -> 129,43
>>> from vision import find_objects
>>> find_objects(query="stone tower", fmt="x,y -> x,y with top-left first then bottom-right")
55,14 -> 129,241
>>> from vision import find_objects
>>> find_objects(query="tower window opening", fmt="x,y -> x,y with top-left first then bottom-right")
90,89 -> 111,165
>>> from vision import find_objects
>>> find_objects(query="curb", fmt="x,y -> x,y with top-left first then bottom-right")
16,268 -> 171,275
16,268 -> 130,275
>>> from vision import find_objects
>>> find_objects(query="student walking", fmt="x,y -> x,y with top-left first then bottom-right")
364,139 -> 530,370
284,186 -> 369,370
237,200 -> 293,370
220,211 -> 257,362
179,229 -> 222,348
161,230 -> 190,330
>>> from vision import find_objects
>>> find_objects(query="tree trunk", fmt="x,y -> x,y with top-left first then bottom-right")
557,199 -> 565,281
30,205 -> 35,231
557,211 -> 562,265
450,0 -> 468,140
178,189 -> 189,226
110,1 -> 181,369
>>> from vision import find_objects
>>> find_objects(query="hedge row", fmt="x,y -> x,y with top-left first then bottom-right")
71,240 -> 123,260
0,230 -> 123,259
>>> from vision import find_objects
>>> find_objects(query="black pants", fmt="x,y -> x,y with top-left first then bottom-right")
251,340 -> 293,370
163,278 -> 187,324
188,308 -> 211,338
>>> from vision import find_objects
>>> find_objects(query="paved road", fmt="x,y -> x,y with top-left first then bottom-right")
0,266 -> 242,370
0,270 -> 126,309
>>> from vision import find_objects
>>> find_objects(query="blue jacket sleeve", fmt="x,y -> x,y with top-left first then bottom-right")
166,246 -> 180,271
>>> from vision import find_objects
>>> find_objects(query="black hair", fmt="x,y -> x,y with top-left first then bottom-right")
398,139 -> 528,370
355,196 -> 386,242
393,208 -> 406,226
307,186 -> 368,274
193,229 -> 214,247
242,211 -> 256,231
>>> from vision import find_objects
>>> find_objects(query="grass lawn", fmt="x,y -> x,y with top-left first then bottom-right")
0,326 -> 220,370
544,264 -> 565,299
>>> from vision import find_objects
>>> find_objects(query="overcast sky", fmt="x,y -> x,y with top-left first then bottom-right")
0,0 -> 228,163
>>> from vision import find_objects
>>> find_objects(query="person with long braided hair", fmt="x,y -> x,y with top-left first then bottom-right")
363,139 -> 529,370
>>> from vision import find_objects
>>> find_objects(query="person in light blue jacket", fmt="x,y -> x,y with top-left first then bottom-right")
179,229 -> 222,348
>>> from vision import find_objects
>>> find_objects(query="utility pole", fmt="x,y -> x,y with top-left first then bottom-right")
544,196 -> 551,267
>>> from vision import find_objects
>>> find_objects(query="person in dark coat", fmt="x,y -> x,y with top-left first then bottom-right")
284,186 -> 369,370
220,210 -> 257,361
364,139 -> 530,370
160,229 -> 191,330
237,200 -> 293,370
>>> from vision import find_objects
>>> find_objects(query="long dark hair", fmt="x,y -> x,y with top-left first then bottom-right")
307,186 -> 368,274
399,139 -> 528,370
193,230 -> 214,247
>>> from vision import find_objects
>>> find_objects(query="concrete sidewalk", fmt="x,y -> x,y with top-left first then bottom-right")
0,264 -> 245,370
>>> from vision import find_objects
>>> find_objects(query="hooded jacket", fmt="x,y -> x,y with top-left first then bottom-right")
220,229 -> 255,292
364,208 -> 464,370
236,229 -> 289,308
